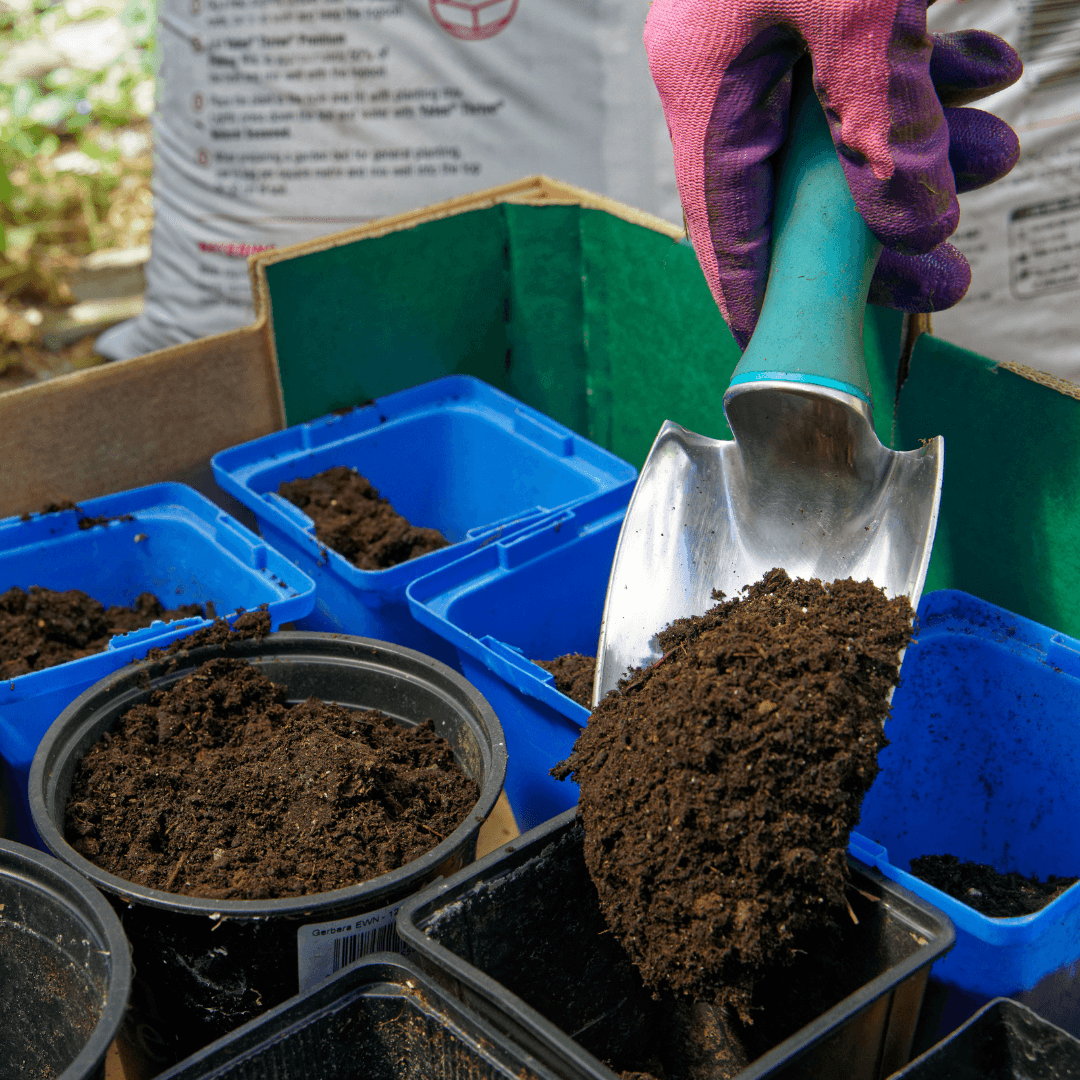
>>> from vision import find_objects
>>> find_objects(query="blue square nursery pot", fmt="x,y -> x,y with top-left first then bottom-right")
850,589 -> 1080,1039
407,485 -> 628,833
0,482 -> 315,845
211,375 -> 636,670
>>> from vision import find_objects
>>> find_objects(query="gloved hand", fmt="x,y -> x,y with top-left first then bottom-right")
644,0 -> 1022,348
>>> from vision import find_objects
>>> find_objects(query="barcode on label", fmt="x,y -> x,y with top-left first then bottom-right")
297,901 -> 410,993
331,920 -> 407,972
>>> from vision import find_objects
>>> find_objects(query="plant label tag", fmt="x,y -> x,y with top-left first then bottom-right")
297,902 -> 408,992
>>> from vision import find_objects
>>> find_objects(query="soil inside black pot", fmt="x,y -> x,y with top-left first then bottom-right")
555,568 -> 913,1023
0,587 -> 210,679
909,854 -> 1078,918
279,465 -> 449,571
65,655 -> 479,900
533,653 -> 595,708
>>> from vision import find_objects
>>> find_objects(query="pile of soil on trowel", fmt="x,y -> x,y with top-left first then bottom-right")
555,568 -> 913,1022
910,855 -> 1077,918
65,656 -> 479,900
279,466 -> 449,570
0,587 -> 209,679
533,653 -> 596,708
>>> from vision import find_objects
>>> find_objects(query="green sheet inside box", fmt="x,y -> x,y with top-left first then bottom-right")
264,200 -> 1080,641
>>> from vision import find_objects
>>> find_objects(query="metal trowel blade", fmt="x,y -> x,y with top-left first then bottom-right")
592,382 -> 943,705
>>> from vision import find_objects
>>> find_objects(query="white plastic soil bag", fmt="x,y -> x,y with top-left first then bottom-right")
927,0 -> 1080,385
97,0 -> 679,359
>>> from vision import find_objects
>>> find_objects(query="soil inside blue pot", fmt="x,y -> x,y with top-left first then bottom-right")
0,586 -> 209,678
909,855 -> 1077,918
279,466 -> 449,570
532,654 -> 595,708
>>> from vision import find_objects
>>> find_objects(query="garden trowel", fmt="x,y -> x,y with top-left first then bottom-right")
592,66 -> 944,705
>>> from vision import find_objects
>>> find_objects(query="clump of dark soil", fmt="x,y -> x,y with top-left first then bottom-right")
555,568 -> 913,1021
909,855 -> 1078,918
65,656 -> 479,900
20,498 -> 81,521
533,653 -> 595,707
279,465 -> 449,571
143,608 -> 271,661
0,587 -> 209,679
19,498 -> 134,530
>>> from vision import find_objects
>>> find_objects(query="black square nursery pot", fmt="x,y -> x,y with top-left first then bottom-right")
27,632 -> 506,1074
156,953 -> 563,1080
397,809 -> 955,1080
891,997 -> 1080,1079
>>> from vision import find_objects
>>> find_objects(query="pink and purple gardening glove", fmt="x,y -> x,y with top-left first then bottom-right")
645,0 -> 1022,348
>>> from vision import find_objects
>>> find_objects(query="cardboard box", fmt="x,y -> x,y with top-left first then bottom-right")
2,174 -> 1079,638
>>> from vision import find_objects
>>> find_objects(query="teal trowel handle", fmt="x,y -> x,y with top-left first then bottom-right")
729,63 -> 883,403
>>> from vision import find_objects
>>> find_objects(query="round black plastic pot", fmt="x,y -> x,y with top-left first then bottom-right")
29,632 -> 506,1074
0,838 -> 132,1080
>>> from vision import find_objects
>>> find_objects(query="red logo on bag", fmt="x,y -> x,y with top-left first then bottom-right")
430,0 -> 517,40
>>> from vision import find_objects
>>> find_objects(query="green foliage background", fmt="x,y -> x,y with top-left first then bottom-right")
0,0 -> 156,337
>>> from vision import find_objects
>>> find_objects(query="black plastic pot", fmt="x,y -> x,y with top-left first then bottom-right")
0,838 -> 132,1080
398,808 -> 956,1080
892,997 -> 1080,1079
29,632 -> 506,1074
156,953 -> 562,1080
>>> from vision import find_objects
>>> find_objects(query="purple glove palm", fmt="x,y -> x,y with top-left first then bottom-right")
644,0 -> 1022,348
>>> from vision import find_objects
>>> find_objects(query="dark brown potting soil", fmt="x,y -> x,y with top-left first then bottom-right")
909,855 -> 1078,918
533,653 -> 596,707
0,587 -> 208,679
65,656 -> 479,900
555,568 -> 913,1021
279,465 -> 449,571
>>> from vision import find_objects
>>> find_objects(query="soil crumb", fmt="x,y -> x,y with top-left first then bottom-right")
65,656 -> 479,900
555,568 -> 913,1021
279,465 -> 449,571
20,498 -> 81,521
909,855 -> 1078,918
533,653 -> 596,707
0,587 -> 208,679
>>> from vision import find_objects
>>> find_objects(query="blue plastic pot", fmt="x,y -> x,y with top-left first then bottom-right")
211,376 -> 636,670
850,589 -> 1080,1039
407,486 -> 627,833
0,482 -> 316,845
